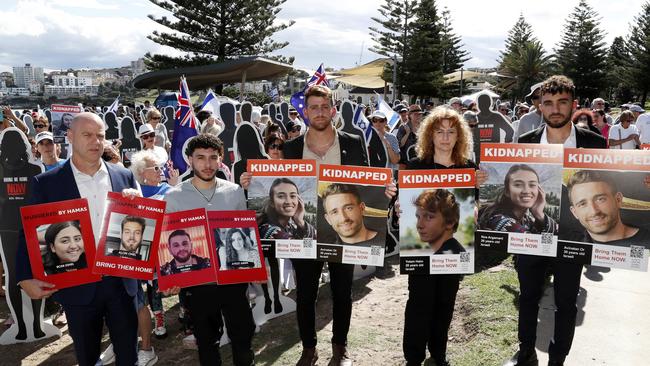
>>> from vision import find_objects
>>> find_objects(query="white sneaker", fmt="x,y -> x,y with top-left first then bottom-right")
182,334 -> 198,350
99,344 -> 115,365
138,348 -> 158,366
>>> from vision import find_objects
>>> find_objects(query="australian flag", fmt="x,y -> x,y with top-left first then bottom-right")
170,76 -> 198,173
290,63 -> 330,124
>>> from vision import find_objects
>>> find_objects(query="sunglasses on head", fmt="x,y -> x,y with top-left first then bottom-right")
269,143 -> 283,150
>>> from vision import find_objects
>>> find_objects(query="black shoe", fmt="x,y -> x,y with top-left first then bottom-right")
503,348 -> 538,366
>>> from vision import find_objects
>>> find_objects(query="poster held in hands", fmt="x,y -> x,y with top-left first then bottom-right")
247,159 -> 318,260
476,143 -> 563,257
558,148 -> 650,271
20,198 -> 100,289
94,192 -> 166,280
399,169 -> 476,274
50,104 -> 82,143
317,164 -> 392,266
208,210 -> 267,284
157,208 -> 216,291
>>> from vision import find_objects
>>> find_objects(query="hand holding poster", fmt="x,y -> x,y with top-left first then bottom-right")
50,104 -> 82,143
20,199 -> 100,289
247,159 -> 318,259
476,143 -> 563,256
157,208 -> 215,291
317,164 -> 392,266
399,169 -> 476,274
94,192 -> 166,279
209,210 -> 267,284
558,148 -> 650,271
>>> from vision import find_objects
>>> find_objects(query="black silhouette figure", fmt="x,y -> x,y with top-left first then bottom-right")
279,102 -> 291,128
267,104 -> 288,138
0,128 -> 47,341
103,111 -> 120,141
162,106 -> 176,137
118,116 -> 141,167
476,93 -> 514,143
240,102 -> 253,124
338,101 -> 366,144
219,103 -> 238,168
21,114 -> 35,137
232,122 -> 266,187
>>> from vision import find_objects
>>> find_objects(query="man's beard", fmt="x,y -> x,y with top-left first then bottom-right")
193,168 -> 217,182
544,113 -> 572,129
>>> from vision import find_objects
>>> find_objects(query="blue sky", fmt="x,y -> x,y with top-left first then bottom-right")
0,0 -> 643,73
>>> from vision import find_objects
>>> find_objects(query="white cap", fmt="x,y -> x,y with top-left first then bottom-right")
369,111 -> 387,120
35,131 -> 54,144
628,105 -> 645,113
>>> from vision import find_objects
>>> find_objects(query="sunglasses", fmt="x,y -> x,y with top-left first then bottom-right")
141,133 -> 155,139
290,112 -> 298,115
150,116 -> 161,120
145,166 -> 162,172
372,119 -> 387,124
34,124 -> 46,129
291,127 -> 301,132
269,143 -> 283,150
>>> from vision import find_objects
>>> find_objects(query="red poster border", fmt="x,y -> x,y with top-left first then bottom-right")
20,198 -> 101,289
156,208 -> 217,291
94,192 -> 166,280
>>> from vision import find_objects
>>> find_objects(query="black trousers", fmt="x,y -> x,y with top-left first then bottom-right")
516,254 -> 583,362
403,273 -> 460,365
64,276 -> 138,366
186,284 -> 255,366
291,259 -> 354,348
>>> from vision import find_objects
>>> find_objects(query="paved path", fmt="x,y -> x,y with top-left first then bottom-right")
536,265 -> 650,365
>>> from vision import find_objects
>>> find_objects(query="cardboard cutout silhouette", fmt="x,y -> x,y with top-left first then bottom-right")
367,127 -> 389,168
338,101 -> 366,144
476,92 -> 514,143
21,114 -> 35,137
162,106 -> 176,136
103,111 -> 120,141
218,102 -> 238,168
267,104 -> 288,137
0,128 -> 59,344
240,102 -> 253,124
232,122 -> 266,186
279,102 -> 291,127
250,259 -> 297,322
118,116 -> 141,167
44,110 -> 51,125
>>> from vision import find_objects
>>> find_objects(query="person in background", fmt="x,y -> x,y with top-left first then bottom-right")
138,124 -> 169,163
264,133 -> 285,160
591,98 -> 613,125
145,108 -> 171,151
608,110 -> 639,150
369,111 -> 400,170
571,109 -> 601,135
591,109 -> 610,140
197,110 -> 224,137
35,132 -> 65,171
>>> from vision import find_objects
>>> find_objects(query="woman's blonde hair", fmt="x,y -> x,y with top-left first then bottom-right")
415,106 -> 472,166
145,108 -> 162,122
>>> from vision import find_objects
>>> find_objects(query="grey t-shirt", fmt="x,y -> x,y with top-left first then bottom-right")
514,110 -> 544,141
164,178 -> 246,213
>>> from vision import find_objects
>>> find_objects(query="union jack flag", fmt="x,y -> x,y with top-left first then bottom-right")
290,63 -> 330,123
306,63 -> 330,88
175,76 -> 197,128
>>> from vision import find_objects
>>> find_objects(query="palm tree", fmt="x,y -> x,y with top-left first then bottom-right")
498,41 -> 553,102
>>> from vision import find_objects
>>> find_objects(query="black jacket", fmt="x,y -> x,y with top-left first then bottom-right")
283,130 -> 369,166
518,124 -> 607,148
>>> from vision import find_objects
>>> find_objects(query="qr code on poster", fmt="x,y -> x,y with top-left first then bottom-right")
303,238 -> 313,248
630,245 -> 644,259
541,233 -> 553,246
371,246 -> 382,256
460,252 -> 470,263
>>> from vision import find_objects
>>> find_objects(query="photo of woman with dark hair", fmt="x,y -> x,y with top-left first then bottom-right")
478,164 -> 558,234
218,228 -> 261,270
258,178 -> 316,241
42,221 -> 87,275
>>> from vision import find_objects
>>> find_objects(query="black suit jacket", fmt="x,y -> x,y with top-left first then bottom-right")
518,124 -> 607,148
283,130 -> 369,167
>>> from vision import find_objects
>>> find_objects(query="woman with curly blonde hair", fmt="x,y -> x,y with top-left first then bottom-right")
408,106 -> 476,169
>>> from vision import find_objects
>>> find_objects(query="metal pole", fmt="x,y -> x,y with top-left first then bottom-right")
459,68 -> 464,97
239,70 -> 247,102
392,54 -> 397,103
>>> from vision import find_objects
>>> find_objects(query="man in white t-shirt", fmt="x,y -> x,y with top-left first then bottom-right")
608,110 -> 639,149
636,113 -> 650,145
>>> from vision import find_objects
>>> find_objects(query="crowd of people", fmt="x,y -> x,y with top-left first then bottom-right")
0,74 -> 648,366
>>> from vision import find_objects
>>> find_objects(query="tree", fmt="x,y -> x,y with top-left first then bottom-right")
499,41 -> 552,101
554,0 -> 608,100
400,0 -> 444,99
369,0 -> 418,98
439,8 -> 469,75
605,36 -> 633,104
145,0 -> 294,70
626,1 -> 650,105
498,14 -> 538,66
